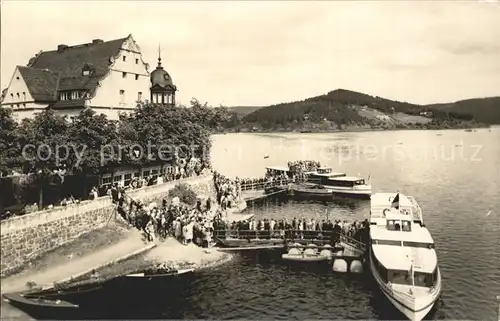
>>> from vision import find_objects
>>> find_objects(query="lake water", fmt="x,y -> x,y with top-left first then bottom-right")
207,128 -> 500,320
11,128 -> 500,320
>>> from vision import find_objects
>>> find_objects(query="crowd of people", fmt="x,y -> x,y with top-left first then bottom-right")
108,171 -> 245,248
114,190 -> 219,247
213,172 -> 242,210
213,217 -> 369,245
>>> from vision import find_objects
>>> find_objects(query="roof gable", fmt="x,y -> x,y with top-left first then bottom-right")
27,36 -> 127,92
18,66 -> 59,102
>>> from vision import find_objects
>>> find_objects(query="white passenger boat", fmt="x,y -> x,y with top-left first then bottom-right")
304,167 -> 371,199
369,193 -> 441,321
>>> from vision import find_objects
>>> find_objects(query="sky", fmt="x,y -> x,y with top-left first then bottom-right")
1,0 -> 500,107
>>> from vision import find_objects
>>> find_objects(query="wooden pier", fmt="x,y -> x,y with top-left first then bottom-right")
213,228 -> 367,273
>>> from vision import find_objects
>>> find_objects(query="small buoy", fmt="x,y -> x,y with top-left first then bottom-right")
319,249 -> 332,258
350,260 -> 363,273
288,248 -> 301,255
333,259 -> 348,272
304,248 -> 317,256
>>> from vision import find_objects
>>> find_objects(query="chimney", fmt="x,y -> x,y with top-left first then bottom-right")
92,39 -> 104,44
57,44 -> 68,52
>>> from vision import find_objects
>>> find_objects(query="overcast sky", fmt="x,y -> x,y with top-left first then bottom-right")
1,1 -> 500,107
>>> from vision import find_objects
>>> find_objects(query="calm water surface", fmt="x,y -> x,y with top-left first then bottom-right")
208,128 -> 499,320
18,128 -> 500,320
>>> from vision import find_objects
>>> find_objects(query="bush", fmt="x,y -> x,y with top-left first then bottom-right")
168,183 -> 198,206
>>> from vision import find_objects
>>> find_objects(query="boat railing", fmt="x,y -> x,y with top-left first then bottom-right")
339,234 -> 367,251
240,178 -> 294,191
213,229 -> 367,249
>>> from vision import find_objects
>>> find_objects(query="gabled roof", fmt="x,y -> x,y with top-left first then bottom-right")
18,66 -> 60,102
27,36 -> 128,93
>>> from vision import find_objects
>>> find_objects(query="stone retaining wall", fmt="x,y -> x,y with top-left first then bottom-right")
0,174 -> 216,276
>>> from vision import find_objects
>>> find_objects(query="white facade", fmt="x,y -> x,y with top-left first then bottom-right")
1,66 -> 50,121
89,36 -> 150,120
0,35 -> 152,122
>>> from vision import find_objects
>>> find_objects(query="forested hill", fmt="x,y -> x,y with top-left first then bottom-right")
427,97 -> 500,124
233,89 -> 500,130
242,89 -> 422,125
226,106 -> 263,118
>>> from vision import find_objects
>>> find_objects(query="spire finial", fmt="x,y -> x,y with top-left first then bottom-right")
157,43 -> 162,67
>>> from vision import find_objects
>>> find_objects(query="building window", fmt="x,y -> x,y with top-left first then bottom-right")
83,70 -> 90,76
135,58 -> 139,64
16,93 -> 20,99
119,90 -> 125,104
122,72 -> 127,78
22,92 -> 26,101
138,92 -> 142,101
71,91 -> 80,100
101,176 -> 112,185
23,103 -> 26,108
10,93 -> 13,98
135,74 -> 139,80
16,76 -> 20,80
59,91 -> 72,100
123,56 -> 126,62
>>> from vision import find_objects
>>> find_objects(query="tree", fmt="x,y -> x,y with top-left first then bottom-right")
67,108 -> 120,197
68,108 -> 120,175
0,108 -> 21,176
17,109 -> 70,208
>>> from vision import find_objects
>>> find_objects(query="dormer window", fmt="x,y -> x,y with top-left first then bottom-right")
123,56 -> 126,62
122,72 -> 127,78
82,63 -> 94,76
135,58 -> 139,64
135,74 -> 139,80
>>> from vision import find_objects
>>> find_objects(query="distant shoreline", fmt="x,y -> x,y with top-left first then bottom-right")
216,123 -> 491,135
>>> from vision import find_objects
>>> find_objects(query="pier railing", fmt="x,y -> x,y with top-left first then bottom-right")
240,178 -> 294,191
213,229 -> 367,251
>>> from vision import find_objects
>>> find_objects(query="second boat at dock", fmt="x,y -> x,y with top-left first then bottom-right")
263,164 -> 372,199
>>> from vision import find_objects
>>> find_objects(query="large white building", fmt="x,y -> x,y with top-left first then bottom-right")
0,34 -> 177,121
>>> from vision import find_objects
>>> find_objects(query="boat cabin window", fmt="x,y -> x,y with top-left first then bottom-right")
413,269 -> 438,287
326,179 -> 355,187
371,251 -> 437,287
386,219 -> 411,231
317,168 -> 332,174
387,270 -> 414,286
372,239 -> 435,249
387,269 -> 438,287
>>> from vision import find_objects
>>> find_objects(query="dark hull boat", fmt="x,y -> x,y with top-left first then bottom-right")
290,185 -> 335,198
2,281 -> 104,320
2,268 -> 195,320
